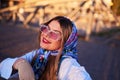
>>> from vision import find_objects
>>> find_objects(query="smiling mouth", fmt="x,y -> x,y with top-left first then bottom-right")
42,37 -> 51,44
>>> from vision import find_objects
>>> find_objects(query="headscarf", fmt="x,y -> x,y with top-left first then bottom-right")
33,22 -> 78,80
63,22 -> 78,59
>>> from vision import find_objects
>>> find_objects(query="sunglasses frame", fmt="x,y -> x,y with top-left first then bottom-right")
40,25 -> 62,40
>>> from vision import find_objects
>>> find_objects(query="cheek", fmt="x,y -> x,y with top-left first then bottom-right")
39,33 -> 44,47
40,34 -> 44,46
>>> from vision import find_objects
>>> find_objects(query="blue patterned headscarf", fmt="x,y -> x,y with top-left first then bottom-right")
63,22 -> 78,59
33,22 -> 78,80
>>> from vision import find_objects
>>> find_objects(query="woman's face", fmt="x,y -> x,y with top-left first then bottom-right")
40,20 -> 62,50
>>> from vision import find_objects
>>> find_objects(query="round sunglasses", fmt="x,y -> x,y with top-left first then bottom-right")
40,25 -> 62,40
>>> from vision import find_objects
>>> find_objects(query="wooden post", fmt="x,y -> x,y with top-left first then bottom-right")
38,6 -> 45,24
85,0 -> 94,41
9,0 -> 16,22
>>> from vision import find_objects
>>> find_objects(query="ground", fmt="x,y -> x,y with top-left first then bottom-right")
0,22 -> 120,80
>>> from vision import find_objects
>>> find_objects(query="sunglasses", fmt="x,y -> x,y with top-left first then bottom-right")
40,25 -> 62,40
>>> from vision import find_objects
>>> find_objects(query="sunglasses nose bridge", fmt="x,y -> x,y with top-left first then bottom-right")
44,30 -> 51,38
44,31 -> 56,40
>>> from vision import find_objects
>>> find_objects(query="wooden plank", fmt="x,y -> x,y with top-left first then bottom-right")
0,0 -> 82,13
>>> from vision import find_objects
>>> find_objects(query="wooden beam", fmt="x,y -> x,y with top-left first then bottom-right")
0,0 -> 82,13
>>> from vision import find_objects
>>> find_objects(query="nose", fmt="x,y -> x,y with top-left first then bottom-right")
43,31 -> 50,38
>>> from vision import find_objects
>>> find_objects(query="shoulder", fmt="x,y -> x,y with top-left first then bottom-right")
59,56 -> 80,70
58,56 -> 92,80
0,58 -> 18,79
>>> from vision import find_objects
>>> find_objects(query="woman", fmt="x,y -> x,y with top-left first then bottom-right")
0,16 -> 92,80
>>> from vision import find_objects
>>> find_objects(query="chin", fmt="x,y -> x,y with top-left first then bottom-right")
40,44 -> 48,49
40,44 -> 51,50
40,45 -> 59,51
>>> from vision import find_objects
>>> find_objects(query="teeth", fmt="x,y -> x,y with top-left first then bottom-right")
43,38 -> 46,42
43,38 -> 49,43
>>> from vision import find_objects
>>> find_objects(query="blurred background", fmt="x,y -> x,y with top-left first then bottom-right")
0,0 -> 120,80
0,0 -> 120,39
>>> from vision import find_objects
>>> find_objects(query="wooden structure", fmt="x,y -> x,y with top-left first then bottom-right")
0,0 -> 82,24
0,0 -> 119,40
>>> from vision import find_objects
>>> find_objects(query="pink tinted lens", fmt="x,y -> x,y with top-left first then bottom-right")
40,25 -> 48,33
49,31 -> 59,40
